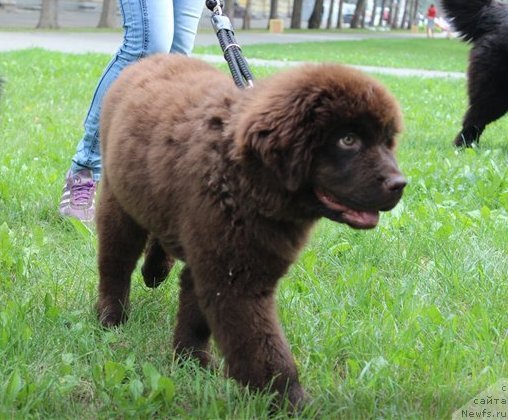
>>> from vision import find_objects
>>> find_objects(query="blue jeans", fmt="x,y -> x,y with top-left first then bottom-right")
71,0 -> 204,181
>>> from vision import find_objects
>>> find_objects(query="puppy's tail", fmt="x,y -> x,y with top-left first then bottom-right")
441,0 -> 506,42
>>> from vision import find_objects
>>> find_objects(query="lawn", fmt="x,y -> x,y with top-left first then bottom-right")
0,45 -> 506,419
194,38 -> 470,72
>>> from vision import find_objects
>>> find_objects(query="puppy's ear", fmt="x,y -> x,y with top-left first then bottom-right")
234,90 -> 324,192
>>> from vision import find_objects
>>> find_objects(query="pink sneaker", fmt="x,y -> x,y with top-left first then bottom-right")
59,169 -> 97,223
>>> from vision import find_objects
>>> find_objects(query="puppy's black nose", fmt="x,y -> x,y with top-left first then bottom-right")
384,175 -> 407,193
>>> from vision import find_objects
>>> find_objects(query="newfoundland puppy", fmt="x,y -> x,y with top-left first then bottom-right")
442,0 -> 508,146
96,55 -> 405,408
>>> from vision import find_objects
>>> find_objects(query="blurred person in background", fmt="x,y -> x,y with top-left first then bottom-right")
426,3 -> 437,38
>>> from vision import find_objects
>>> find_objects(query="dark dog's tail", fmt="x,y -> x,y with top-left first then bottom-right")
441,0 -> 506,42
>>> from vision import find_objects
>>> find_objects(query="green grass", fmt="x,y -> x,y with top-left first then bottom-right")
194,38 -> 470,72
0,45 -> 507,419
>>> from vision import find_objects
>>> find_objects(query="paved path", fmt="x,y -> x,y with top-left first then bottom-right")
0,30 -> 465,79
0,28 -> 440,51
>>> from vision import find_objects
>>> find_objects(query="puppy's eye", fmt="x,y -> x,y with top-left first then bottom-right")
337,134 -> 358,149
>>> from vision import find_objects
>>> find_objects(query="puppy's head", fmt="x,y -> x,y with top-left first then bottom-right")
234,64 -> 405,229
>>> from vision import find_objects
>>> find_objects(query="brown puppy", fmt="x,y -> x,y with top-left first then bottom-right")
96,55 -> 405,408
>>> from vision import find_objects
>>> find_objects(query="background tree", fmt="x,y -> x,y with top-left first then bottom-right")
269,0 -> 279,19
224,0 -> 234,18
308,0 -> 324,29
350,0 -> 366,29
401,0 -> 411,29
386,0 -> 395,26
37,0 -> 58,29
291,0 -> 303,29
336,0 -> 344,28
411,0 -> 420,29
326,0 -> 335,29
390,0 -> 400,28
242,0 -> 252,29
97,0 -> 117,28
369,0 -> 377,26
377,0 -> 387,26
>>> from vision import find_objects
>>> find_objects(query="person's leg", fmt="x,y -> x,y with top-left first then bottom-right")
61,0 -> 176,221
171,0 -> 204,55
71,0 -> 176,181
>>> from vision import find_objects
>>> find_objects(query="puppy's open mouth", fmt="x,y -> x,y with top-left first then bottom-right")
315,190 -> 379,229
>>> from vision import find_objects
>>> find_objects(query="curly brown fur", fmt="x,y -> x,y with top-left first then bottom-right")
96,55 -> 405,409
441,0 -> 508,146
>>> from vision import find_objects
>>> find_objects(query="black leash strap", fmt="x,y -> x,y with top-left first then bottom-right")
205,0 -> 254,89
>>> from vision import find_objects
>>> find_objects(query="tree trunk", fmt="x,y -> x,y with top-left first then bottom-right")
308,0 -> 324,29
401,0 -> 409,28
326,0 -> 335,29
386,0 -> 395,26
350,0 -> 366,29
400,0 -> 410,29
377,0 -> 386,26
411,0 -> 419,28
242,0 -> 252,29
269,0 -> 279,19
37,0 -> 59,29
97,0 -> 117,28
291,0 -> 303,28
224,0 -> 234,18
369,0 -> 377,26
336,0 -> 344,28
390,0 -> 400,28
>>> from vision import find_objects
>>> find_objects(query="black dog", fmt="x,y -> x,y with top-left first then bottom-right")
441,0 -> 508,146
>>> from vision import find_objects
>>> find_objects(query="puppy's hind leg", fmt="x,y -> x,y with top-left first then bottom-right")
96,178 -> 148,327
141,236 -> 175,288
455,51 -> 508,147
173,266 -> 213,368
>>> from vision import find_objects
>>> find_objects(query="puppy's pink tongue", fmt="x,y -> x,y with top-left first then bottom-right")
316,190 -> 379,229
341,209 -> 379,229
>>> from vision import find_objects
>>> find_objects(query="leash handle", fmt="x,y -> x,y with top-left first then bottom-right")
205,0 -> 254,89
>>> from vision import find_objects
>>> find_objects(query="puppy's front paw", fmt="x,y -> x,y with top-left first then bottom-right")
174,345 -> 214,369
285,383 -> 309,413
269,383 -> 309,414
96,301 -> 128,328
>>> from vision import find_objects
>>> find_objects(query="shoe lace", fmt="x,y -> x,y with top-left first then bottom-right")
71,181 -> 95,205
